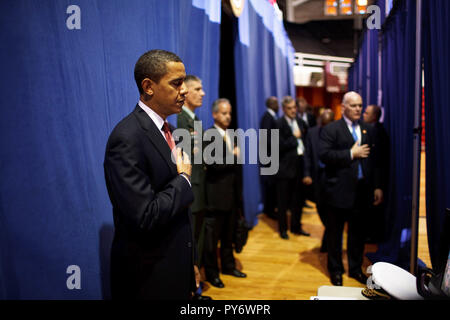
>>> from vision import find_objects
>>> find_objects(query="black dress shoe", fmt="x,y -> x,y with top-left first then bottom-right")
223,269 -> 247,278
266,212 -> 278,220
330,273 -> 343,286
193,293 -> 213,300
349,271 -> 368,285
292,229 -> 310,237
207,277 -> 225,288
280,232 -> 289,240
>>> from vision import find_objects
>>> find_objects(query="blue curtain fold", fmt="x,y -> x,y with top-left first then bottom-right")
233,0 -> 295,226
0,0 -> 221,299
348,31 -> 379,106
423,0 -> 450,271
366,0 -> 418,269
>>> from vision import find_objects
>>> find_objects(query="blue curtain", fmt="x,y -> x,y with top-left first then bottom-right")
233,0 -> 295,226
0,0 -> 221,299
423,0 -> 450,271
366,0 -> 418,269
348,0 -> 386,104
348,32 -> 379,106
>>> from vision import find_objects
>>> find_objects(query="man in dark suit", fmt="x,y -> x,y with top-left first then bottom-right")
363,104 -> 390,243
296,97 -> 316,209
203,98 -> 247,288
259,96 -> 279,220
104,50 -> 198,299
296,97 -> 317,128
176,75 -> 211,299
319,91 -> 383,286
303,109 -> 335,252
276,96 -> 310,240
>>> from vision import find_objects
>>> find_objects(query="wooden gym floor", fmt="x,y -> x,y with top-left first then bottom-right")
202,152 -> 431,300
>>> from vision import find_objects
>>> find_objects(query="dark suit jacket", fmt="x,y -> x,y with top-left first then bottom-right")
373,122 -> 390,190
177,108 -> 206,213
303,125 -> 321,181
276,116 -> 308,180
259,110 -> 278,160
104,105 -> 195,300
299,112 -> 317,128
204,127 -> 242,213
318,118 -> 382,209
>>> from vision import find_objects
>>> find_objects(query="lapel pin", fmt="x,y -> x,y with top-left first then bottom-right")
362,129 -> 367,134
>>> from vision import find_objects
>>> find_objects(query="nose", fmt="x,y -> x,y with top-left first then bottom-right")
201,90 -> 205,97
180,82 -> 188,95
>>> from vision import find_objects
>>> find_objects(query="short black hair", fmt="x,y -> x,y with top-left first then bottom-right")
265,96 -> 278,109
371,105 -> 382,122
134,49 -> 183,94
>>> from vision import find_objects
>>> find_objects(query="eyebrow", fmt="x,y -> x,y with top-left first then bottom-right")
170,76 -> 185,83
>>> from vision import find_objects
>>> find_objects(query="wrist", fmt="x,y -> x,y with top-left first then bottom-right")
180,172 -> 191,181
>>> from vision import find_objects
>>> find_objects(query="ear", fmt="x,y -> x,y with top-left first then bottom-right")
141,78 -> 154,97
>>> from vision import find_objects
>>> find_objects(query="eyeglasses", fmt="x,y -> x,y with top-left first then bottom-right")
348,104 -> 363,108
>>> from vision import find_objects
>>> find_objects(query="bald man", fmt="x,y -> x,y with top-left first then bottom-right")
319,92 -> 383,286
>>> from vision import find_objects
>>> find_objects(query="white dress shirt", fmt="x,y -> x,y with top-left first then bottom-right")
214,124 -> 233,152
138,100 -> 166,140
267,108 -> 277,119
284,116 -> 304,156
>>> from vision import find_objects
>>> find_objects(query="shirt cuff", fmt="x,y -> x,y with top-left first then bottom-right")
180,173 -> 191,186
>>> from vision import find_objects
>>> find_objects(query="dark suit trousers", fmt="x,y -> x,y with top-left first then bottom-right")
260,173 -> 277,216
192,209 -> 206,266
276,158 -> 305,234
315,168 -> 328,247
203,209 -> 236,279
327,179 -> 370,275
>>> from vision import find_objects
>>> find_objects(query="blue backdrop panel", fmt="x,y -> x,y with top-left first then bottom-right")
366,0 -> 418,269
233,0 -> 295,226
0,0 -> 220,299
348,30 -> 379,107
349,0 -> 386,105
423,0 -> 450,271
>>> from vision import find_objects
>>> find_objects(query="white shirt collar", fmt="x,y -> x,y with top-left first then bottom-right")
267,108 -> 276,118
182,105 -> 196,120
213,124 -> 226,137
342,114 -> 359,127
138,100 -> 166,137
343,114 -> 361,142
284,115 -> 294,125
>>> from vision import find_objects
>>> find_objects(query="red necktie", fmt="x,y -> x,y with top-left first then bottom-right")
162,122 -> 176,151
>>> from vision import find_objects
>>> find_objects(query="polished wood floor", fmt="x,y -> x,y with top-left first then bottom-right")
201,152 -> 431,300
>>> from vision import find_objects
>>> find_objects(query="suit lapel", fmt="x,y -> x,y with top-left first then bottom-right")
132,105 -> 177,176
182,109 -> 195,130
281,117 -> 292,137
339,118 -> 356,146
360,122 -> 368,145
